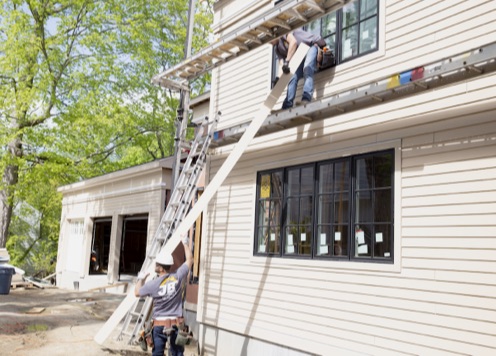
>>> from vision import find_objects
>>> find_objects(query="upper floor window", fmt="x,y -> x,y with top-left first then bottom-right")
307,0 -> 379,64
255,149 -> 394,263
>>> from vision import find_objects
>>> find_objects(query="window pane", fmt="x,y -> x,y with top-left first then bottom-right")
356,156 -> 373,190
342,2 -> 359,28
374,190 -> 391,222
268,227 -> 280,253
374,154 -> 392,187
286,197 -> 298,225
324,34 -> 336,51
285,227 -> 297,254
373,224 -> 391,258
341,25 -> 358,60
319,164 -> 333,193
260,173 -> 271,198
317,225 -> 331,256
334,193 -> 349,224
272,171 -> 284,197
270,200 -> 282,226
299,226 -> 312,255
258,200 -> 270,226
288,169 -> 299,196
334,161 -> 349,191
257,227 -> 268,253
360,0 -> 378,18
301,166 -> 314,195
356,191 -> 373,223
355,225 -> 371,257
300,196 -> 313,225
318,195 -> 332,224
333,226 -> 348,256
322,13 -> 337,36
360,17 -> 377,54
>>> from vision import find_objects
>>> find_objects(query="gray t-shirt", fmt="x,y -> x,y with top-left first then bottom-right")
274,29 -> 321,60
139,263 -> 189,319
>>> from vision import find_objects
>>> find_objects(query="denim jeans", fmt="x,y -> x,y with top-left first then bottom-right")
152,326 -> 184,356
282,44 -> 318,109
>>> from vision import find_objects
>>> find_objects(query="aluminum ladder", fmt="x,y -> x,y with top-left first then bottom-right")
116,113 -> 219,344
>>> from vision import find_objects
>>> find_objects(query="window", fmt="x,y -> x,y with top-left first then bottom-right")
272,0 -> 379,80
254,149 -> 394,262
309,0 -> 378,63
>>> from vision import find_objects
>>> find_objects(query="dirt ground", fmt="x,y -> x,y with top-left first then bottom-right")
0,286 -> 199,356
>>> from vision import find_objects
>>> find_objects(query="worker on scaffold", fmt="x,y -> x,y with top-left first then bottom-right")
135,235 -> 193,356
271,28 -> 326,109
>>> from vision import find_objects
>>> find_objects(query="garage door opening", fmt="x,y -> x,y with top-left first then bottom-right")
119,215 -> 148,278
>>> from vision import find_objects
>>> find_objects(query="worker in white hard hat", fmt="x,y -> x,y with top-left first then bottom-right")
134,234 -> 193,356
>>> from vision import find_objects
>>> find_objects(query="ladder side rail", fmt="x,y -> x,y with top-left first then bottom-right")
117,115 -> 219,344
212,41 -> 496,146
152,0 -> 353,84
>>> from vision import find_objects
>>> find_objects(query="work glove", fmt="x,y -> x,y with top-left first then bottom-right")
282,60 -> 290,74
182,234 -> 189,245
137,272 -> 149,280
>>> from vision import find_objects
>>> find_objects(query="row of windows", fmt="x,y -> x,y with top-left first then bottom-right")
254,150 -> 394,263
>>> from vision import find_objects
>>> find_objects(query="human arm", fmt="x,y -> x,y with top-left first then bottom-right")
134,272 -> 150,297
182,235 -> 193,270
284,32 -> 298,64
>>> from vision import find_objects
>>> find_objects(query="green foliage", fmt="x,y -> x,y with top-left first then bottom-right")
0,0 -> 213,271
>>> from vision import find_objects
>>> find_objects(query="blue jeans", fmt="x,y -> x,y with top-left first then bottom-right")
152,326 -> 184,356
282,44 -> 318,109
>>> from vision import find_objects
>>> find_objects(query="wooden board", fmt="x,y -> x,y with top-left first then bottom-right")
94,44 -> 310,345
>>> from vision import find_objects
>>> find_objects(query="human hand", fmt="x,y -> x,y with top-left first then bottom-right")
282,60 -> 290,74
182,234 -> 189,245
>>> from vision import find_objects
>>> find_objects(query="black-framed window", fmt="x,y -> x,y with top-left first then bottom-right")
254,149 -> 394,262
272,0 -> 379,83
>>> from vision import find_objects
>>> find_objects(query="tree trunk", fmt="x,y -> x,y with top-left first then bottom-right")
0,137 -> 22,248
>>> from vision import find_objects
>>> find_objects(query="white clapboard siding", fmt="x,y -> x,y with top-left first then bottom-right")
201,0 -> 496,354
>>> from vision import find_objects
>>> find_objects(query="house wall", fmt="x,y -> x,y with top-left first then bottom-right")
56,166 -> 170,291
198,0 -> 496,355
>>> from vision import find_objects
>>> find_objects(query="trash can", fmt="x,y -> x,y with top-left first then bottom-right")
0,265 -> 15,295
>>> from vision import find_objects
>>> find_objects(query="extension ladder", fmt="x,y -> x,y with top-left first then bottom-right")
116,113 -> 219,344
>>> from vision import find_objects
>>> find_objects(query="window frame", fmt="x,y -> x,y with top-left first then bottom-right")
254,149 -> 394,264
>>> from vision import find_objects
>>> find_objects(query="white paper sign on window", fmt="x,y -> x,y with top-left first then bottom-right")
320,233 -> 326,246
358,244 -> 368,255
356,230 -> 365,244
287,234 -> 293,245
301,233 -> 307,242
270,233 -> 276,241
335,231 -> 341,241
319,245 -> 328,255
376,232 -> 383,243
259,244 -> 266,253
286,245 -> 295,254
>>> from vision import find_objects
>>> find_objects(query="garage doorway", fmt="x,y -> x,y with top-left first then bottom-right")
119,215 -> 148,278
89,218 -> 112,275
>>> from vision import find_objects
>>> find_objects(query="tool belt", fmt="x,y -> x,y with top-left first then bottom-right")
317,47 -> 335,70
152,317 -> 184,328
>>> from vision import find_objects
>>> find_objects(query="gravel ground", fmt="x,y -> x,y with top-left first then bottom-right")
0,287 -> 199,356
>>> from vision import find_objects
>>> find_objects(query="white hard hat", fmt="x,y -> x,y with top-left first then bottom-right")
155,253 -> 173,266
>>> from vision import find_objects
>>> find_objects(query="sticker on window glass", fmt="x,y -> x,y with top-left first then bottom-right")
319,245 -> 328,255
270,233 -> 276,241
258,244 -> 266,253
384,252 -> 390,257
286,245 -> 295,254
301,233 -> 307,242
335,231 -> 341,241
358,244 -> 368,254
287,234 -> 293,246
260,175 -> 270,198
356,230 -> 365,244
320,233 -> 326,246
375,232 -> 383,243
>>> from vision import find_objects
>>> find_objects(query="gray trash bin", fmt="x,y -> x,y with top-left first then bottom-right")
0,265 -> 15,294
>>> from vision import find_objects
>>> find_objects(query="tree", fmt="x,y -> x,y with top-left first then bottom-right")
0,0 -> 213,270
